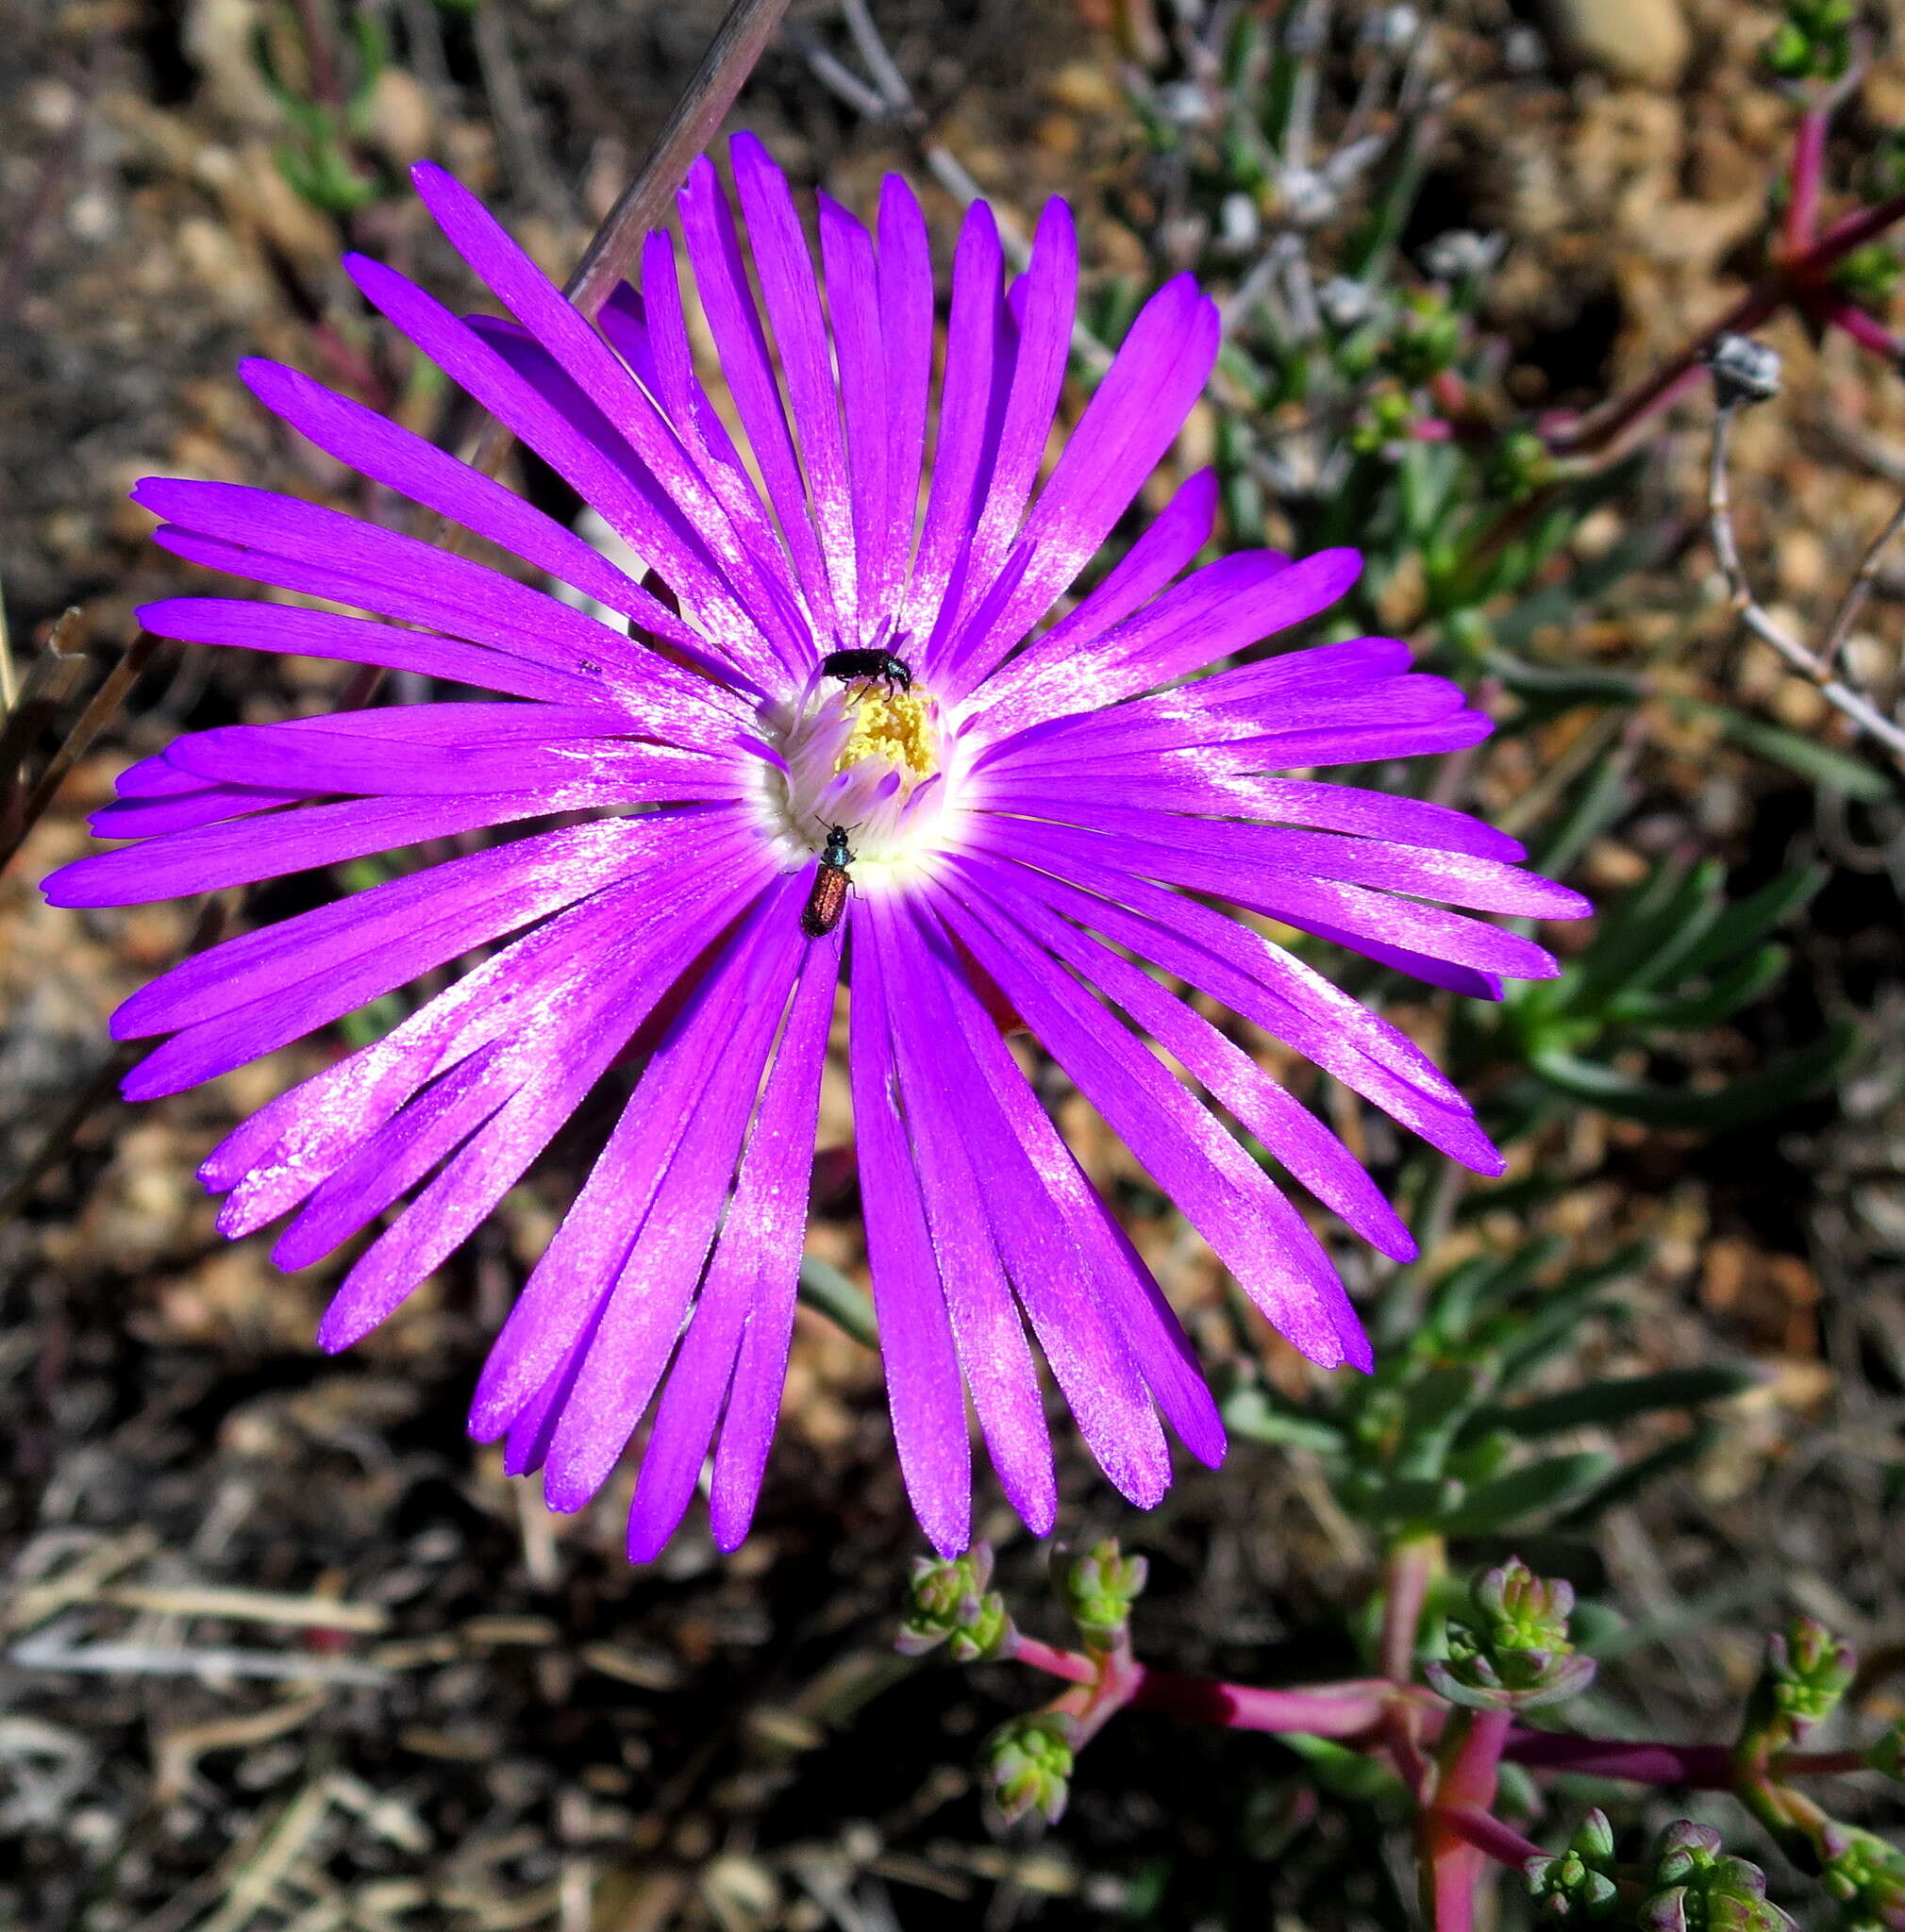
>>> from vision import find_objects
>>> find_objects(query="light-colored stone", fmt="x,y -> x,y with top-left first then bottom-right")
1541,0 -> 1692,90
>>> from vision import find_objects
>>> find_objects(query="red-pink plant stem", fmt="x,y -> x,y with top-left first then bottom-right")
1443,1805 -> 1544,1871
1134,1673 -> 1392,1738
1503,1729 -> 1868,1787
1548,189 -> 1905,458
1009,1636 -> 1095,1686
1785,108 -> 1829,260
1546,283 -> 1780,456
1813,292 -> 1903,358
1808,190 -> 1905,265
1010,1639 -> 1393,1738
1422,1707 -> 1512,1932
1379,1535 -> 1443,1684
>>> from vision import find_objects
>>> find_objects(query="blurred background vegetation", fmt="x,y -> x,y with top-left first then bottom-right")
2,1 -> 1903,1928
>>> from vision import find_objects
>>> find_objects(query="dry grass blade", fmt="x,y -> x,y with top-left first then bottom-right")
0,629 -> 160,874
0,607 -> 88,823
457,0 -> 794,490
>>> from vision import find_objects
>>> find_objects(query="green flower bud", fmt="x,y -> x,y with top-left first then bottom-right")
896,1546 -> 1014,1663
1640,1824 -> 1790,1932
1527,1809 -> 1621,1920
1824,1828 -> 1905,1932
1061,1539 -> 1148,1652
1426,1558 -> 1597,1711
1766,1618 -> 1856,1732
986,1711 -> 1077,1826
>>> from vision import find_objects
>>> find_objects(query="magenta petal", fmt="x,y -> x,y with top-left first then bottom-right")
936,882 -> 1370,1373
627,925 -> 842,1561
848,900 -> 973,1557
892,900 -> 1176,1507
904,200 -> 1010,666
866,898 -> 1057,1536
953,467 -> 1220,704
677,153 -> 842,646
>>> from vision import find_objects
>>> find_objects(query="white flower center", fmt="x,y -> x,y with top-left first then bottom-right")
751,676 -> 970,890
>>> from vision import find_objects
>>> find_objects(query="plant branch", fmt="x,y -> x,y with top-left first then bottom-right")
1708,399 -> 1905,765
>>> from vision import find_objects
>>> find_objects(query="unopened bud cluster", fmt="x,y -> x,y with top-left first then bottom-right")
1427,1558 -> 1596,1711
1638,1823 -> 1791,1932
1766,1618 -> 1856,1733
1061,1539 -> 1148,1653
895,1546 -> 1014,1663
986,1711 -> 1077,1827
1823,1827 -> 1905,1932
1527,1809 -> 1619,1921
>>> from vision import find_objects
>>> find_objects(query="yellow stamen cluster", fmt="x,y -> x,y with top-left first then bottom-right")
836,687 -> 936,779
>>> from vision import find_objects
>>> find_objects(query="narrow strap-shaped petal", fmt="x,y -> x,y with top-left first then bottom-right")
818,193 -> 888,643
137,478 -> 738,717
971,547 -> 1359,742
45,784 -> 650,910
630,925 -> 842,1559
539,890 -> 807,1509
934,883 -> 1371,1372
237,357 -> 748,698
919,904 -> 1224,1467
973,812 -> 1466,1104
139,595 -> 618,713
345,248 -> 784,689
975,764 -> 1527,861
904,201 -> 1011,658
318,864 -> 780,1353
114,808 -> 738,1038
731,134 -> 860,636
891,899 -> 1174,1507
166,711 -> 744,800
208,830 -> 756,1232
615,231 -> 801,622
869,175 -> 934,643
468,876 -> 794,1438
119,822 -> 746,1103
677,153 -> 841,646
945,275 -> 1221,689
937,198 -> 1078,675
848,896 -> 972,1556
948,469 -> 1218,706
91,780 -> 306,841
867,896 -> 1057,1535
410,160 -> 822,679
973,862 -> 1413,1257
975,841 -> 1506,1174
989,805 -> 1589,921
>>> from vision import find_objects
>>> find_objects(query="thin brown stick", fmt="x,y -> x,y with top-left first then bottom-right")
0,608 -> 89,791
0,632 -> 161,875
455,0 -> 793,489
1819,494 -> 1905,676
1707,402 -> 1905,765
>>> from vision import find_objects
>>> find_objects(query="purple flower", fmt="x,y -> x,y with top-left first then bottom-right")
43,137 -> 1588,1560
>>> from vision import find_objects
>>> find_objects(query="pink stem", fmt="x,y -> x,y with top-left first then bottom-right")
1011,1639 -> 1393,1738
1785,108 -> 1829,259
1379,1536 -> 1442,1684
1423,1707 -> 1512,1932
1009,1636 -> 1095,1686
1547,189 -> 1905,458
1812,291 -> 1905,358
1443,1804 -> 1544,1871
1504,1730 -> 1868,1787
1135,1673 -> 1392,1738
